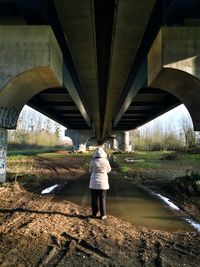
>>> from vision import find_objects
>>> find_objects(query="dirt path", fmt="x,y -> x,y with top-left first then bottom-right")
0,183 -> 199,267
1,153 -> 200,266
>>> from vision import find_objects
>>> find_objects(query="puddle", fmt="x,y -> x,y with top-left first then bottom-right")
155,193 -> 180,211
41,184 -> 60,194
185,218 -> 200,232
42,175 -> 197,232
125,158 -> 144,163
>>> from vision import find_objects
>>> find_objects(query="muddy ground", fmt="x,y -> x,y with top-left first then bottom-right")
0,152 -> 200,267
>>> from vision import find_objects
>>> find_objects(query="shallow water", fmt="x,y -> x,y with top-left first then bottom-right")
51,174 -> 194,232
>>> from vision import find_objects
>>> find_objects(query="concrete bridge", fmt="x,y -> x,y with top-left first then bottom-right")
1,0 -> 200,182
65,129 -> 130,152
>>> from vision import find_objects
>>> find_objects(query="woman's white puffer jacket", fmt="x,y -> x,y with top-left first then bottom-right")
89,148 -> 111,190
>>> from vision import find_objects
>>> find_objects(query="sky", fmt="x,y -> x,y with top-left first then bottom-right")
21,105 -> 67,140
21,103 -> 193,139
138,104 -> 193,134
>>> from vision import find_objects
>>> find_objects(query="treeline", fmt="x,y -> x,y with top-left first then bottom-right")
132,118 -> 200,152
7,107 -> 63,149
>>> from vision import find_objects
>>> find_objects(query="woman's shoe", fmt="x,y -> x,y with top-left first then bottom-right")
101,215 -> 107,220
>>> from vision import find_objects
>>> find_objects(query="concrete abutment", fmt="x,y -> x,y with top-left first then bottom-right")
0,25 -> 63,182
0,128 -> 7,183
148,27 -> 200,131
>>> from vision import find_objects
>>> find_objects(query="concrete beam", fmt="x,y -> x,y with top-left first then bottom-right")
148,30 -> 162,86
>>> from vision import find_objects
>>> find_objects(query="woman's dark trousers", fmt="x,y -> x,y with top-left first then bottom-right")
91,189 -> 107,216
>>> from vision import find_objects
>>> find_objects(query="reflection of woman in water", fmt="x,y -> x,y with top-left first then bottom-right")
89,147 -> 111,220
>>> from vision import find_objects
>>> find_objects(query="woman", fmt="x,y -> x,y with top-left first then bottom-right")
89,147 -> 111,220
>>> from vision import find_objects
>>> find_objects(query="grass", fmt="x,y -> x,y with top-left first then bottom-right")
39,151 -> 92,159
115,151 -> 164,171
114,150 -> 200,177
119,165 -> 131,174
8,148 -> 59,157
134,150 -> 172,160
7,155 -> 29,161
7,146 -> 71,157
182,153 -> 200,164
38,152 -> 67,159
6,149 -> 200,180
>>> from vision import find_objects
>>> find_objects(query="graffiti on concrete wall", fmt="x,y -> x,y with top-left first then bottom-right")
0,106 -> 18,129
0,151 -> 6,176
0,128 -> 7,181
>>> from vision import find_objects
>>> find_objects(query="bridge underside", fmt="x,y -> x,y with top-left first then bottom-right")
28,86 -> 181,132
0,0 -> 200,143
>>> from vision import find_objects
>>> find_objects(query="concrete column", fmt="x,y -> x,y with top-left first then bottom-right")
0,128 -> 7,183
65,129 -> 94,152
111,138 -> 118,149
74,143 -> 86,152
72,132 -> 87,152
121,131 -> 131,152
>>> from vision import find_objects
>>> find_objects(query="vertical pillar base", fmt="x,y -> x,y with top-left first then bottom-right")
122,131 -> 131,152
110,137 -> 117,150
73,143 -> 86,152
0,128 -> 7,183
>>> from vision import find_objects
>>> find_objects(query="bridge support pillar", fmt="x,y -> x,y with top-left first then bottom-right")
0,128 -> 7,183
65,130 -> 94,152
117,131 -> 131,152
111,137 -> 118,150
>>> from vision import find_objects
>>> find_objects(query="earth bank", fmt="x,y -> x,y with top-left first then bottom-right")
0,151 -> 199,266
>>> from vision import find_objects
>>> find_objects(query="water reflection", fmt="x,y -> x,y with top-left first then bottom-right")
52,174 -> 194,232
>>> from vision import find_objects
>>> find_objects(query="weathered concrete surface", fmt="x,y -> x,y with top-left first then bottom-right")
65,130 -> 95,150
0,128 -> 7,183
55,1 -> 101,139
148,27 -> 200,131
116,131 -> 131,152
102,0 -> 156,138
148,26 -> 200,84
67,130 -> 132,152
0,67 -> 61,129
163,27 -> 200,80
0,26 -> 63,129
151,68 -> 200,131
148,30 -> 162,85
110,136 -> 118,150
0,26 -> 62,90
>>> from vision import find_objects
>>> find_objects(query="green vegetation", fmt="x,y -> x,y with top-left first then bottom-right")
7,106 -> 68,151
119,165 -> 131,174
168,171 -> 200,199
114,151 -> 200,179
39,151 -> 70,159
7,147 -> 69,157
7,154 -> 29,160
131,116 -> 200,152
115,151 -> 166,173
134,150 -> 172,160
